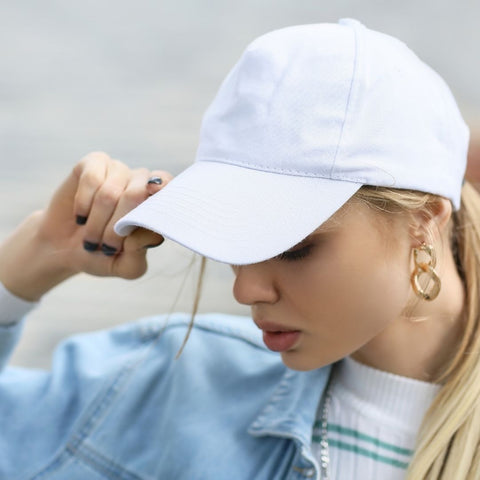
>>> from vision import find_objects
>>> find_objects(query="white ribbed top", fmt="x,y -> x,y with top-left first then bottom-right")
336,356 -> 441,431
312,356 -> 442,479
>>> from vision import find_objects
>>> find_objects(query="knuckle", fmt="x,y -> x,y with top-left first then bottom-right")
81,170 -> 102,189
84,151 -> 111,163
96,184 -> 123,206
74,152 -> 112,177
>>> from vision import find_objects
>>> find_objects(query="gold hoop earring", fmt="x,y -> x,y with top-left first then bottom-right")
410,243 -> 441,301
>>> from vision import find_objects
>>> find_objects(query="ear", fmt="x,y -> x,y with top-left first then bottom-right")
409,197 -> 453,245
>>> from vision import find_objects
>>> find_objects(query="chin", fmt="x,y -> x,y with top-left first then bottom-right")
280,351 -> 327,372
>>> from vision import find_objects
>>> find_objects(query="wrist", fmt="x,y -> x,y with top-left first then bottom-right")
0,211 -> 76,301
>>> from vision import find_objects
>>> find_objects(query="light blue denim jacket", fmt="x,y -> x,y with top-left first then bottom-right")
0,313 -> 331,480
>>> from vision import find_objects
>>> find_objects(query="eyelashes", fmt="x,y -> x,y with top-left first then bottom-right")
274,244 -> 313,262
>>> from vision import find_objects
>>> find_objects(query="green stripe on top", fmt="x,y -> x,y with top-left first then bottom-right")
322,439 -> 409,470
312,423 -> 414,456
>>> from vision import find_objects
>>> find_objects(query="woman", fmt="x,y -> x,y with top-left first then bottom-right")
0,18 -> 475,479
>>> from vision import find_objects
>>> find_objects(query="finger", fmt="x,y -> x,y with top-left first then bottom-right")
100,168 -> 152,253
73,152 -> 111,222
110,229 -> 165,279
146,170 -> 174,196
82,160 -> 130,252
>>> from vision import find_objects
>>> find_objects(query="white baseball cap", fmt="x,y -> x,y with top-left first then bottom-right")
115,18 -> 469,265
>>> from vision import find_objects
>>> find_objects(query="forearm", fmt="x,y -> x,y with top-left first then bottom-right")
0,211 -> 76,302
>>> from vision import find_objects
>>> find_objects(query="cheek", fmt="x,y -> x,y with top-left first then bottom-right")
339,260 -> 411,329
314,233 -> 410,319
281,249 -> 411,369
310,269 -> 407,329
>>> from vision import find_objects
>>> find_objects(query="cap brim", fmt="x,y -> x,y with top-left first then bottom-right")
115,161 -> 362,265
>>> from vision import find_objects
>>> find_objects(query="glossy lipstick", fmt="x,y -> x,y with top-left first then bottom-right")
262,330 -> 300,352
255,321 -> 301,352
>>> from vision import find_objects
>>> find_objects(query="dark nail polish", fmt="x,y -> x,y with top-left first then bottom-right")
83,241 -> 99,252
147,177 -> 163,185
76,215 -> 88,225
101,244 -> 118,256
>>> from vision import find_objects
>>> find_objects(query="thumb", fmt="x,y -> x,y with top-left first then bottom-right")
110,228 -> 165,280
124,227 -> 165,251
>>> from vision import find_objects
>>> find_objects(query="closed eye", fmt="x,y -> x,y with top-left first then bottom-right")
274,244 -> 313,262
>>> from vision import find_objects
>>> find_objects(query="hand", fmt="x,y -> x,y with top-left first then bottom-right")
0,152 -> 172,301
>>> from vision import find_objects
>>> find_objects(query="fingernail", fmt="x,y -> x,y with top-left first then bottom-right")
144,239 -> 165,249
147,177 -> 163,185
76,215 -> 88,225
83,241 -> 99,252
101,244 -> 118,256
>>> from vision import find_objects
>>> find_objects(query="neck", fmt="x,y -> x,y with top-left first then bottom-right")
351,252 -> 466,383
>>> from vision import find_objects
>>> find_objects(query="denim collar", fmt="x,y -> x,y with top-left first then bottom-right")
248,364 -> 332,447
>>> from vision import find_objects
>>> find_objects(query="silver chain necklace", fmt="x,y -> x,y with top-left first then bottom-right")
319,378 -> 335,480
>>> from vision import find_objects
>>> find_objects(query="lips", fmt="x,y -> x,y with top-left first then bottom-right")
254,319 -> 296,332
254,320 -> 301,352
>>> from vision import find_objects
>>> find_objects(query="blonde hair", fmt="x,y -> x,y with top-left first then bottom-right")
175,255 -> 207,359
355,182 -> 480,479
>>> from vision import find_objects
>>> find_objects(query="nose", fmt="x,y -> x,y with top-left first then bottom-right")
232,263 -> 279,306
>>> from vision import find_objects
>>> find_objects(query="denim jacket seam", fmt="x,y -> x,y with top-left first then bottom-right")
67,441 -> 145,480
27,343 -> 153,480
27,443 -> 145,480
26,449 -> 73,480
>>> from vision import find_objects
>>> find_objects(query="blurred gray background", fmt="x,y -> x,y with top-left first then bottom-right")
1,1 -> 479,368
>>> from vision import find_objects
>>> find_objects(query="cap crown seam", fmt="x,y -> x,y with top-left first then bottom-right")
198,156 -> 365,181
329,22 -> 360,179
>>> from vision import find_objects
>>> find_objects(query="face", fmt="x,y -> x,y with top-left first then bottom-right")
231,200 -> 414,371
